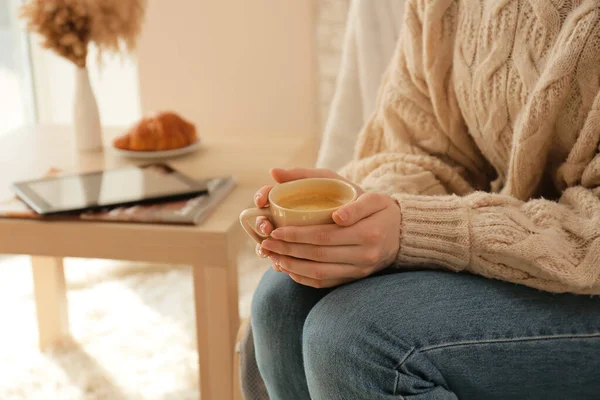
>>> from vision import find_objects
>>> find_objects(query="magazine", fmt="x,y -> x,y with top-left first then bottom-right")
0,169 -> 236,225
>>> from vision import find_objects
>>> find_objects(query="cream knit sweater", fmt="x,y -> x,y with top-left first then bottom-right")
341,0 -> 600,295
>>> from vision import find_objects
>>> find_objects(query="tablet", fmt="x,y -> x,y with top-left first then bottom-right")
12,163 -> 209,215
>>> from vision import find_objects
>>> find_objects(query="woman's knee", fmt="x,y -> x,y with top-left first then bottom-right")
251,269 -> 292,329
251,268 -> 326,335
301,283 -> 404,398
302,298 -> 351,393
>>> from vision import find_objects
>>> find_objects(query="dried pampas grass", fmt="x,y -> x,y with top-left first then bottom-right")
87,0 -> 146,61
20,0 -> 146,68
20,0 -> 91,67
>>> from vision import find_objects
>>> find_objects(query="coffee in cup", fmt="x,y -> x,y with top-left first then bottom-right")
239,178 -> 358,244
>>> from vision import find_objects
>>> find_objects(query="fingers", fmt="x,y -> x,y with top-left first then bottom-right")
253,185 -> 274,238
270,253 -> 367,283
255,216 -> 274,236
255,244 -> 282,272
255,243 -> 269,258
254,185 -> 273,208
270,223 -> 361,245
286,271 -> 352,289
333,192 -> 390,226
270,168 -> 345,184
270,217 -> 384,246
262,238 -> 373,264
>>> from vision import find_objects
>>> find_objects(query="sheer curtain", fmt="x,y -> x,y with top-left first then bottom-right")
0,0 -> 36,135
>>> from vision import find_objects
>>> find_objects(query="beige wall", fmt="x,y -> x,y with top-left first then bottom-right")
137,0 -> 319,139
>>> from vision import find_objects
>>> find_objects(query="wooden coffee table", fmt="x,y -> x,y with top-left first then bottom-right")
0,125 -> 316,400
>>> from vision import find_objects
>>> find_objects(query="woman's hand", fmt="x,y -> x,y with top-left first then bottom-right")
252,168 -> 358,267
253,168 -> 401,288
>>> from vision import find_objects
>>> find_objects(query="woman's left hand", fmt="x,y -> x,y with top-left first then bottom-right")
260,191 -> 402,288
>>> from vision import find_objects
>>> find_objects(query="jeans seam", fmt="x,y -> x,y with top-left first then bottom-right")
420,332 -> 600,353
393,346 -> 415,398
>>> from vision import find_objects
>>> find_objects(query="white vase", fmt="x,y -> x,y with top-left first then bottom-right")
73,67 -> 102,152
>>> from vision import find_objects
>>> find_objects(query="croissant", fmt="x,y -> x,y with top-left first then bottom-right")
113,111 -> 197,151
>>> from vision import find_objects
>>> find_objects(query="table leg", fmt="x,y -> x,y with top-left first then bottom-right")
31,256 -> 69,350
193,263 -> 240,400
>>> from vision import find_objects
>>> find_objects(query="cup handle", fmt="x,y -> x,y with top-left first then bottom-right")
239,207 -> 273,244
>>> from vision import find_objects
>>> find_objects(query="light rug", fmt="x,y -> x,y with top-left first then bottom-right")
0,240 -> 268,400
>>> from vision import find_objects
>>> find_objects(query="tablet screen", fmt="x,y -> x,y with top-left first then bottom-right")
13,164 -> 208,214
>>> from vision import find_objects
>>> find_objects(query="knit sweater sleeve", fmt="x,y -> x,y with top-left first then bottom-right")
395,184 -> 600,295
340,0 -> 600,294
396,89 -> 600,294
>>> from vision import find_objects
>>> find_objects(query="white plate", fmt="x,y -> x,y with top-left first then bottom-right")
110,140 -> 201,159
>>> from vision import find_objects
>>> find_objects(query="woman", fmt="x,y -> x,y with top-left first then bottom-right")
251,0 -> 600,398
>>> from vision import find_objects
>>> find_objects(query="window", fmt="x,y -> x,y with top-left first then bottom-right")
0,0 -> 36,136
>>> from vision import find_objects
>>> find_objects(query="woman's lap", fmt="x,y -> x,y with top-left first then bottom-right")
251,268 -> 600,400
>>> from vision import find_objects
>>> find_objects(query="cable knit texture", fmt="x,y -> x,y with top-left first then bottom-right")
340,0 -> 600,294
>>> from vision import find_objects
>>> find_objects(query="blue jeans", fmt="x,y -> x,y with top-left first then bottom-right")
251,268 -> 600,399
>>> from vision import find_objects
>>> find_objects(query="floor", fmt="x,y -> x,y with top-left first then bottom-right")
0,240 -> 268,400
